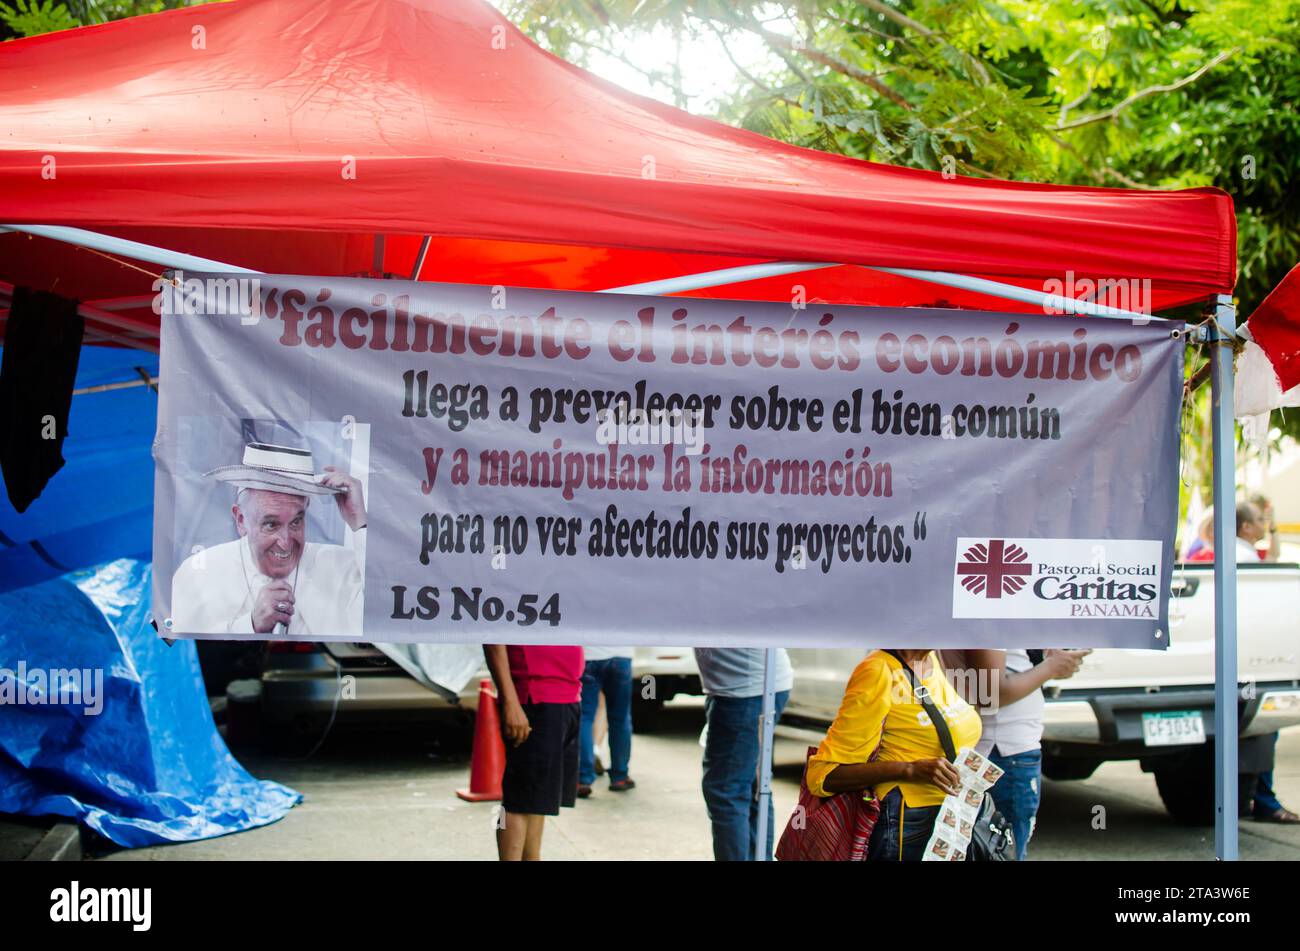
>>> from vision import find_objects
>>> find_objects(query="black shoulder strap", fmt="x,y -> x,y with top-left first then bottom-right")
885,650 -> 957,762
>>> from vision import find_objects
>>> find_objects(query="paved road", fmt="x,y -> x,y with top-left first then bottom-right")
98,699 -> 1300,861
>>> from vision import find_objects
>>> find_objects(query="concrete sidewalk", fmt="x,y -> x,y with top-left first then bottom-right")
90,701 -> 1300,861
0,816 -> 82,861
98,701 -> 731,861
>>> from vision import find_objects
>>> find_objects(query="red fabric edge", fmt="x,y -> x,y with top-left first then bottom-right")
1246,263 -> 1300,392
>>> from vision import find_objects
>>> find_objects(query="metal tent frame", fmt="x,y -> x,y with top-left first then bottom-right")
0,222 -> 1242,861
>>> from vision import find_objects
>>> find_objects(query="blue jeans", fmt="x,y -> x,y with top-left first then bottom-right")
866,787 -> 940,862
701,691 -> 789,861
1248,731 -> 1283,816
1254,772 -> 1284,816
988,746 -> 1042,861
579,657 -> 633,785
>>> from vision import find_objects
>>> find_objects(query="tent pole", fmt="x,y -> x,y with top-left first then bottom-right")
867,265 -> 1152,321
604,259 -> 1157,320
80,302 -> 161,339
1,224 -> 258,274
1209,292 -> 1239,860
5,224 -> 1197,324
85,295 -> 157,312
754,647 -> 778,861
73,375 -> 159,396
602,262 -> 840,296
410,235 -> 433,281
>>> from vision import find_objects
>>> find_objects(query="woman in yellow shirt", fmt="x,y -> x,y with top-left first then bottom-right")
808,648 -> 982,861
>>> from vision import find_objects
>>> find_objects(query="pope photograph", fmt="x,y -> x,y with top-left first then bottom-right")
170,441 -> 367,637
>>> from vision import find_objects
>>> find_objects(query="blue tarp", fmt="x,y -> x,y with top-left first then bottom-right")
0,557 -> 300,847
0,346 -> 159,592
0,345 -> 299,847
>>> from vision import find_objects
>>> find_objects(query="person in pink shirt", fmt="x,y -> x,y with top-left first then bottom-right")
483,644 -> 584,860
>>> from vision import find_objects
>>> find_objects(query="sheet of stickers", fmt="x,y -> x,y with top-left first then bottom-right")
922,747 -> 1004,861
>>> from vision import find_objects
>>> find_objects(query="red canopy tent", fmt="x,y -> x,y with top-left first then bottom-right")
0,0 -> 1273,349
0,0 -> 1290,862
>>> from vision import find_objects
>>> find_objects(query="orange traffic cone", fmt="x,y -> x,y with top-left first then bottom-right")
456,679 -> 506,802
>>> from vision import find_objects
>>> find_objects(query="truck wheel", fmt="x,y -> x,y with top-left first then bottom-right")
1153,747 -> 1215,826
223,678 -> 262,749
1041,757 -> 1100,781
632,693 -> 666,733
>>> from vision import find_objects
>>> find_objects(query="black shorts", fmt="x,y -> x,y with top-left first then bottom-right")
501,701 -> 580,816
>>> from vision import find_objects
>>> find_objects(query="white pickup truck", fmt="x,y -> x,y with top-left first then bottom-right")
776,562 -> 1300,825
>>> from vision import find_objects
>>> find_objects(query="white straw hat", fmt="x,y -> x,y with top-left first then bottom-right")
205,442 -> 344,497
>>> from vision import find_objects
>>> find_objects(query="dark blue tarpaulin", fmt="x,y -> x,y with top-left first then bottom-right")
0,558 -> 300,846
0,345 -> 299,847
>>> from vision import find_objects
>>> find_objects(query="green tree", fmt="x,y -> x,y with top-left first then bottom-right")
0,0 -> 193,40
502,0 -> 1299,506
502,0 -> 1298,320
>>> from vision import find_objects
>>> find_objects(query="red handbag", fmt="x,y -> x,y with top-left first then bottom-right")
775,746 -> 880,862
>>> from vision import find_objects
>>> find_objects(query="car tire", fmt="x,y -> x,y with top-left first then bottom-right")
1153,746 -> 1216,826
1041,756 -> 1101,781
223,679 -> 262,749
631,693 -> 665,733
261,713 -> 330,755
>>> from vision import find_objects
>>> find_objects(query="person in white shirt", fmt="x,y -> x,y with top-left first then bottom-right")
944,647 -> 1087,859
1247,494 -> 1282,562
1237,499 -> 1300,823
170,442 -> 366,637
1235,500 -> 1269,563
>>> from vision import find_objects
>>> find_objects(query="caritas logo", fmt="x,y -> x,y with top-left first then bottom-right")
952,537 -> 1163,621
957,540 -> 1031,598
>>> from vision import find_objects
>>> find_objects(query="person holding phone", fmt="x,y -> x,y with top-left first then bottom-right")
944,647 -> 1089,859
807,649 -> 981,861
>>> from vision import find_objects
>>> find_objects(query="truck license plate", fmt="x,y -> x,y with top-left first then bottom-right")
1142,711 -> 1206,747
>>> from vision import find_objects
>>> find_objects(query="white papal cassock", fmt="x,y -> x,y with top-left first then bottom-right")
170,530 -> 365,636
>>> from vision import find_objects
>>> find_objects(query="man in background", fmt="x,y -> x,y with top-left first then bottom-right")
577,646 -> 635,797
1247,494 -> 1282,561
1237,499 -> 1299,823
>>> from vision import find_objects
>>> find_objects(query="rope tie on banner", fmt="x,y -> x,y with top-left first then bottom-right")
1181,313 -> 1243,402
1200,315 -> 1242,351
1176,305 -> 1240,505
75,244 -> 168,284
1178,372 -> 1196,489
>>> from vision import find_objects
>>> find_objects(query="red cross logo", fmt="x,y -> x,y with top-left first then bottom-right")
958,540 -> 1032,598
